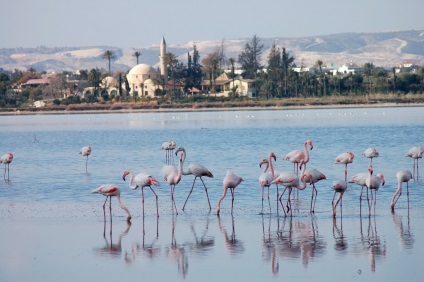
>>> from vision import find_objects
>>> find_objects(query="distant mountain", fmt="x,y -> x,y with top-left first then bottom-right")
1,29 -> 423,73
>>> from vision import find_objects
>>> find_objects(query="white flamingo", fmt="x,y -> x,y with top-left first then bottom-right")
406,146 -> 423,178
217,171 -> 244,215
92,184 -> 131,221
283,140 -> 313,175
259,152 -> 276,214
162,153 -> 184,214
122,170 -> 160,217
390,170 -> 413,211
273,169 -> 308,217
335,151 -> 354,182
365,164 -> 385,214
79,145 -> 92,173
349,172 -> 369,215
162,140 -> 176,164
302,167 -> 326,213
362,147 -> 379,164
175,146 -> 214,211
332,180 -> 347,218
0,152 -> 13,181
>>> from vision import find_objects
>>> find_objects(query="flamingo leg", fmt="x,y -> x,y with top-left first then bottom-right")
267,186 -> 271,214
3,165 -> 6,181
182,177 -> 198,211
200,177 -> 212,211
261,187 -> 264,214
278,187 -> 288,217
149,186 -> 159,217
86,156 -> 89,173
230,188 -> 235,214
276,184 -> 279,213
288,188 -> 292,217
332,191 -> 337,216
407,182 -> 410,210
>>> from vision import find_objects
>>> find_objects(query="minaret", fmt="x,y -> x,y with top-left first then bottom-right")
160,36 -> 168,82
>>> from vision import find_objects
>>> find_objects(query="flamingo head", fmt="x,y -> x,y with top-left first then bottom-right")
306,140 -> 313,150
259,159 -> 268,168
175,146 -> 185,156
122,170 -> 130,181
299,159 -> 305,170
270,152 -> 276,161
377,173 -> 385,186
368,164 -> 373,174
348,152 -> 355,161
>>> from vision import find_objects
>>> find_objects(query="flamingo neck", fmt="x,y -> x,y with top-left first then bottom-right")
217,187 -> 228,213
390,181 -> 402,207
304,141 -> 310,163
262,161 -> 269,174
297,165 -> 308,190
116,195 -> 132,220
127,171 -> 137,190
269,154 -> 275,178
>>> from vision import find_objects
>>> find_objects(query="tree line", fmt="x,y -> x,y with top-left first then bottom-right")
1,35 -> 423,108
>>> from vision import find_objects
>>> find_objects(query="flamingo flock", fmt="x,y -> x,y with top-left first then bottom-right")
87,139 -> 421,219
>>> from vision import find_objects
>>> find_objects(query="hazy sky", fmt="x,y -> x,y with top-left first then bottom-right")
2,0 -> 423,48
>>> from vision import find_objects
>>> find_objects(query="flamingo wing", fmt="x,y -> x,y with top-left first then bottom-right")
283,150 -> 304,163
187,163 -> 213,177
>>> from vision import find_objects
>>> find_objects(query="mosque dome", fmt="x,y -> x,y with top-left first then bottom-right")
128,64 -> 157,76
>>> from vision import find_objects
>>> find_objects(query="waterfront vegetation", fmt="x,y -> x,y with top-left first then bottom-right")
1,35 -> 423,112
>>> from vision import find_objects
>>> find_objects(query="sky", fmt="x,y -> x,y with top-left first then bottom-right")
1,0 -> 424,49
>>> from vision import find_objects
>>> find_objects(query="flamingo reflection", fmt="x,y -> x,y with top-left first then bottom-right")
392,211 -> 414,250
262,214 -> 279,276
217,215 -> 245,256
359,214 -> 386,272
188,217 -> 215,256
332,217 -> 347,253
277,216 -> 326,268
166,214 -> 188,279
93,219 -> 132,260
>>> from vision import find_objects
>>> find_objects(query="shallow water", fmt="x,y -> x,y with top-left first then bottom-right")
1,106 -> 423,281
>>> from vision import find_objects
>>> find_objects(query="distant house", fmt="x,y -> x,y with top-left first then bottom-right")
402,61 -> 414,68
329,62 -> 362,75
201,73 -> 256,97
33,100 -> 46,107
20,78 -> 50,88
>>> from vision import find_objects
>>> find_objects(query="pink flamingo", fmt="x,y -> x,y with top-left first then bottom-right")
0,153 -> 13,181
175,146 -> 214,211
92,184 -> 132,221
365,164 -> 385,215
122,170 -> 160,217
332,180 -> 347,217
390,170 -> 413,211
362,147 -> 379,164
283,140 -> 313,175
259,152 -> 277,214
217,171 -> 244,215
406,146 -> 423,178
302,167 -> 326,213
335,151 -> 354,182
273,170 -> 308,217
79,145 -> 92,173
162,153 -> 184,214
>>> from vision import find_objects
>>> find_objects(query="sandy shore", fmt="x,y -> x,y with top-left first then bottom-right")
1,102 -> 424,116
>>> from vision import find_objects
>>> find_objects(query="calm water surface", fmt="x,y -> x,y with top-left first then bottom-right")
0,106 -> 423,281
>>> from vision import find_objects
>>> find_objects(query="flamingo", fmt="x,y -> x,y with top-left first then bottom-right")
162,152 -> 184,214
162,140 -> 176,164
122,170 -> 160,217
0,153 -> 13,181
273,170 -> 308,217
332,180 -> 347,217
283,140 -> 313,175
335,151 -> 354,182
390,170 -> 413,211
302,167 -> 326,213
349,172 -> 369,215
259,152 -> 277,214
217,171 -> 244,215
365,164 -> 385,214
175,146 -> 214,211
362,147 -> 379,164
79,145 -> 91,173
92,184 -> 131,221
406,146 -> 423,178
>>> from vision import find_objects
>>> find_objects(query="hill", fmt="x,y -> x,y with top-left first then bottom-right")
1,29 -> 423,73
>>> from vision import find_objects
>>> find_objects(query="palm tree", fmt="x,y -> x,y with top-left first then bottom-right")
102,50 -> 117,74
228,58 -> 236,88
132,51 -> 141,65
